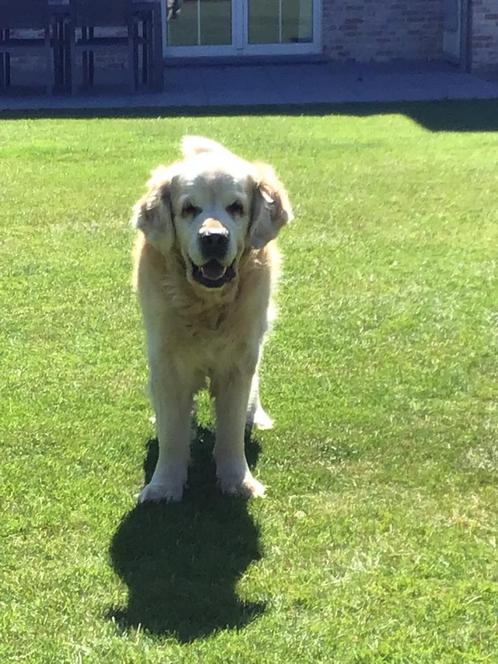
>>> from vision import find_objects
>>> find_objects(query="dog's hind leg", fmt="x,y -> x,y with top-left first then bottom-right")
246,369 -> 273,431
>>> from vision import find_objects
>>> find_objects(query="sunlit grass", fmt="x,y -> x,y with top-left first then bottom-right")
1,102 -> 497,662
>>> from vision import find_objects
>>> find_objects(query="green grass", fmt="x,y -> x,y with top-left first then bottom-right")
1,102 -> 498,663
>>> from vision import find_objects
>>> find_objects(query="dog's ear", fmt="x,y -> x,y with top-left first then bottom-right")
131,166 -> 175,253
250,163 -> 293,249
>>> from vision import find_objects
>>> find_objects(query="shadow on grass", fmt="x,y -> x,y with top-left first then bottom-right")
107,423 -> 266,642
2,100 -> 498,132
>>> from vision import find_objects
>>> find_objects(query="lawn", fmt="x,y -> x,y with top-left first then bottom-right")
1,102 -> 498,663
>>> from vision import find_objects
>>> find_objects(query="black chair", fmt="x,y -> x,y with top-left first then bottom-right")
69,0 -> 163,93
0,0 -> 54,94
69,0 -> 136,93
133,1 -> 163,92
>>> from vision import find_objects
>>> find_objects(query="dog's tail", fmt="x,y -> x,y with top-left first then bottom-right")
181,135 -> 232,159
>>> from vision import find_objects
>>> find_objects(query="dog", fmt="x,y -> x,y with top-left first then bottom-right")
131,136 -> 293,502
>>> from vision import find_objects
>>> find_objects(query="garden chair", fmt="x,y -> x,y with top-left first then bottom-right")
69,0 -> 136,93
0,0 -> 54,94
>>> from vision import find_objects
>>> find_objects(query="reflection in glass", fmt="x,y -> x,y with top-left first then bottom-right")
282,0 -> 313,43
168,0 -> 232,47
201,0 -> 231,45
249,0 -> 313,45
167,0 -> 197,46
249,0 -> 279,45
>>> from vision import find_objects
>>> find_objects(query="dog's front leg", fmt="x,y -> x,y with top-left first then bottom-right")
139,362 -> 193,503
213,368 -> 265,498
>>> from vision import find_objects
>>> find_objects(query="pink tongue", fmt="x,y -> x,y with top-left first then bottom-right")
201,260 -> 226,280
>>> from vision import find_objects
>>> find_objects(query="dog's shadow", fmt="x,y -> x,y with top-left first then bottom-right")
107,423 -> 266,642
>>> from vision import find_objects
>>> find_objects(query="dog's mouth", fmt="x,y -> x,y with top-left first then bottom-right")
191,259 -> 236,289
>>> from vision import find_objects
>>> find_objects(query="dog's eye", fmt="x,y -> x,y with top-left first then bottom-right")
182,202 -> 201,217
227,201 -> 244,216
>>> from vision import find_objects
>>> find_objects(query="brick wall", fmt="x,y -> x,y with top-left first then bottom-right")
471,0 -> 498,70
322,0 -> 444,62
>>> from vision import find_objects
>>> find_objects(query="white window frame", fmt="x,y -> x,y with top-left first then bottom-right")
161,0 -> 322,58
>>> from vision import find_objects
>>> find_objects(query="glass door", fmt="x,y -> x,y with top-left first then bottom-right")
166,0 -> 235,55
164,0 -> 321,56
247,0 -> 316,51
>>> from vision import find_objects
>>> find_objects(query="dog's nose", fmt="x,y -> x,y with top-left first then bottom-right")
199,227 -> 229,259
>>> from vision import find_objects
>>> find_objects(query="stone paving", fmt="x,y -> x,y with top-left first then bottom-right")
1,61 -> 497,113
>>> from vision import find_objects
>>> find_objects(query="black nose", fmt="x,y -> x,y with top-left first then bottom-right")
199,230 -> 229,259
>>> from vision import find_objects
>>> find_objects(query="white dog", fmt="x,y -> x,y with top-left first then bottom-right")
132,137 -> 292,502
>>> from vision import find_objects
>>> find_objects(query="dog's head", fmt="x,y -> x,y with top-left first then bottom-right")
132,136 -> 293,290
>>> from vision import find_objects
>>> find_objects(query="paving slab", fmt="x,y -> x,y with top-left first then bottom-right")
1,61 -> 497,113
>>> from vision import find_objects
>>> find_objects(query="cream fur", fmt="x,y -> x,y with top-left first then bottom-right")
131,137 -> 292,502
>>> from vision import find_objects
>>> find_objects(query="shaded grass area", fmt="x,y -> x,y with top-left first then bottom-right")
1,103 -> 497,662
108,425 -> 265,642
2,99 -> 498,133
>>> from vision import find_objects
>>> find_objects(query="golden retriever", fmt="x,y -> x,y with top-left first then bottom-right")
131,136 -> 293,502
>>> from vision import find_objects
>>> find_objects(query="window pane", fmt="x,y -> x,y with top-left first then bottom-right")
167,0 -> 198,46
249,0 -> 279,44
282,0 -> 313,43
200,0 -> 231,45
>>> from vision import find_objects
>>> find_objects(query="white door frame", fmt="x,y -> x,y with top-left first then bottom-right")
161,0 -> 322,58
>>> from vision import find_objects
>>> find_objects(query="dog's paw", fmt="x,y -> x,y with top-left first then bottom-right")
220,473 -> 266,498
246,405 -> 274,431
217,462 -> 265,498
252,407 -> 273,430
138,480 -> 184,503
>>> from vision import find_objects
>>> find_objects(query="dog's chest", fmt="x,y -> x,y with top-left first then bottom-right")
172,302 -> 252,370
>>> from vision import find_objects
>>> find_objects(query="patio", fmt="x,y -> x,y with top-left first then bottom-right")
1,60 -> 498,113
